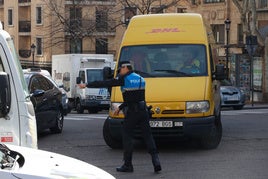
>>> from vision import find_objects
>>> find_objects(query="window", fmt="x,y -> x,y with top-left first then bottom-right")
151,7 -> 164,14
70,38 -> 82,53
258,0 -> 268,8
70,7 -> 82,28
8,9 -> 13,26
211,24 -> 225,44
96,38 -> 108,54
0,57 -> 4,72
177,8 -> 187,13
79,71 -> 85,83
204,0 -> 225,3
96,9 -> 108,32
36,37 -> 43,55
237,24 -> 244,44
124,7 -> 137,24
36,7 -> 42,24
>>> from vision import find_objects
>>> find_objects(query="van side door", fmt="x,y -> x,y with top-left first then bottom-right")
0,46 -> 20,144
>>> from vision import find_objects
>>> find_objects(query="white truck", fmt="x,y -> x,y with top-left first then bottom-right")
0,22 -> 37,148
52,54 -> 115,114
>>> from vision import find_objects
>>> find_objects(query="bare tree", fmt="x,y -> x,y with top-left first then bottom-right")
232,0 -> 268,101
41,0 -> 116,52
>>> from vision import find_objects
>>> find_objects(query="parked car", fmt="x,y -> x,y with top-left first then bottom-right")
220,79 -> 246,110
23,69 -> 64,133
0,143 -> 115,179
23,68 -> 70,116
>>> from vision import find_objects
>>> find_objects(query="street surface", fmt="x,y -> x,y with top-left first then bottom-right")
38,108 -> 268,179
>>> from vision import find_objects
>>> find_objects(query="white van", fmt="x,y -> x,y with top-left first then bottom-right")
0,23 -> 37,148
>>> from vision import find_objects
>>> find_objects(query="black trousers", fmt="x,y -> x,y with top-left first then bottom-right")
122,105 -> 157,163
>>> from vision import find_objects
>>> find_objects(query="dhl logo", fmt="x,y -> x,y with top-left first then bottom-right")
146,28 -> 183,33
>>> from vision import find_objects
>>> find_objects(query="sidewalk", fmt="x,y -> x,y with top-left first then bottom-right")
243,103 -> 268,109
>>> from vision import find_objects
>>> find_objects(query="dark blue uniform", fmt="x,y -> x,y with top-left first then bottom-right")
87,70 -> 161,172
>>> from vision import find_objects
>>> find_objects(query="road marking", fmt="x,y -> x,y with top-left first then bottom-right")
65,114 -> 107,121
222,109 -> 268,116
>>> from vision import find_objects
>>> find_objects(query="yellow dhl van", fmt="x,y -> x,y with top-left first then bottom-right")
103,13 -> 225,149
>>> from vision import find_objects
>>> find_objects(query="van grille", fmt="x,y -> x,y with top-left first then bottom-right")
161,110 -> 184,114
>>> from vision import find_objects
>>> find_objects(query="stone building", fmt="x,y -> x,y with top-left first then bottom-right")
0,0 -> 267,102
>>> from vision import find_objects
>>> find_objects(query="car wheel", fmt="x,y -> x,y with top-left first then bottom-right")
50,109 -> 64,134
199,113 -> 222,149
76,100 -> 84,114
103,119 -> 122,149
233,105 -> 244,110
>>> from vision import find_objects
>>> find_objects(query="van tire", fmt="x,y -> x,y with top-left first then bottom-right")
50,109 -> 64,134
199,115 -> 222,149
76,100 -> 84,114
103,119 -> 122,149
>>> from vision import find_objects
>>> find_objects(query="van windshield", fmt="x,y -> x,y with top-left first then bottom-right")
118,44 -> 208,78
86,69 -> 103,83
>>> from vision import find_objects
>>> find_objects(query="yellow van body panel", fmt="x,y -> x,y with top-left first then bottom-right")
121,13 -> 208,46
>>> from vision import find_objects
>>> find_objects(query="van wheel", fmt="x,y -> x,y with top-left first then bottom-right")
50,109 -> 64,134
103,119 -> 122,149
199,115 -> 222,149
76,100 -> 84,114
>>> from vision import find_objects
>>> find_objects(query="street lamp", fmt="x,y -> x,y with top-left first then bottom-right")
224,18 -> 231,79
31,43 -> 36,67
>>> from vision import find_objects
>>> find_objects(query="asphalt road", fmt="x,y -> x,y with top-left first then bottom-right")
38,109 -> 268,179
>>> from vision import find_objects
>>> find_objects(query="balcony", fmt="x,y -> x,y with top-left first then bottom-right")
65,0 -> 116,6
19,0 -> 31,3
65,19 -> 116,36
18,0 -> 31,6
19,49 -> 31,58
19,20 -> 31,33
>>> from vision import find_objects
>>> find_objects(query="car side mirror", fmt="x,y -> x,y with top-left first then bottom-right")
32,89 -> 45,97
0,72 -> 11,118
103,67 -> 113,80
213,64 -> 226,80
76,77 -> 81,84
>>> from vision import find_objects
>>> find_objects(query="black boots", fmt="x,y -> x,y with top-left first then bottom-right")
116,164 -> 134,172
117,152 -> 133,172
152,153 -> 162,173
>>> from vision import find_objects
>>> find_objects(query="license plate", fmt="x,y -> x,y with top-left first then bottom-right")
149,121 -> 173,128
100,101 -> 110,104
226,96 -> 239,101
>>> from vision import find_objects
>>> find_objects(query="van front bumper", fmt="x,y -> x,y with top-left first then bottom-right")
106,116 -> 215,140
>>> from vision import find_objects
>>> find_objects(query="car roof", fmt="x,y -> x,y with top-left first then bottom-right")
23,68 -> 51,77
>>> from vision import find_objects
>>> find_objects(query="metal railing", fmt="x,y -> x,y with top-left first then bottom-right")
66,19 -> 116,33
19,20 -> 31,32
18,0 -> 31,3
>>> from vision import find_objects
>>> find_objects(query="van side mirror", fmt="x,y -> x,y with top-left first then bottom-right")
213,64 -> 226,80
0,72 -> 11,118
103,66 -> 113,80
76,77 -> 81,84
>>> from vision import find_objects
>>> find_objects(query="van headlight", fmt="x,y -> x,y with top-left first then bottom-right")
186,101 -> 210,114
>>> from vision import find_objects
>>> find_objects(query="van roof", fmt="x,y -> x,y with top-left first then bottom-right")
122,13 -> 208,46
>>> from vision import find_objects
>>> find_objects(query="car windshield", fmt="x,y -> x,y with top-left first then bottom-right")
118,44 -> 208,78
221,79 -> 233,86
86,69 -> 103,83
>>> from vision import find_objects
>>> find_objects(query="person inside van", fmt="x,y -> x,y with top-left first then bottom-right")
179,48 -> 200,74
129,49 -> 151,72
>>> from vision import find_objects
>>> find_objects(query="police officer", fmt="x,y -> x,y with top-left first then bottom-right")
79,61 -> 161,173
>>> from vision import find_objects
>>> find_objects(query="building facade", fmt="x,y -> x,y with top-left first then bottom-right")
0,0 -> 267,102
